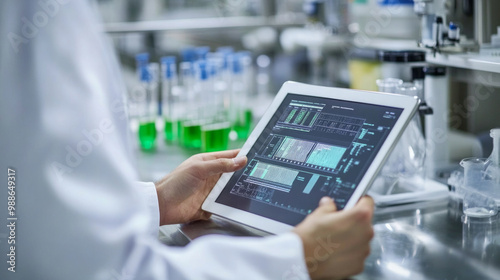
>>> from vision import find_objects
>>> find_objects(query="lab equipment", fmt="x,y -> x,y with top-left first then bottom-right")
448,129 -> 500,217
349,48 -> 426,91
375,78 -> 403,94
135,46 -> 256,152
460,158 -> 498,218
448,22 -> 460,42
379,50 -> 426,82
485,128 -> 500,186
195,46 -> 210,60
135,53 -> 159,151
375,80 -> 426,194
432,16 -> 444,47
202,122 -> 231,152
180,60 -> 204,149
412,67 -> 425,99
229,53 -> 253,140
424,66 -> 449,178
177,61 -> 198,148
161,56 -> 180,143
351,0 -> 420,40
413,0 -> 469,54
199,59 -> 231,152
480,27 -> 500,57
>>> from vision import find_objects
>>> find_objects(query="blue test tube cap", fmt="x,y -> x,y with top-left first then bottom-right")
161,56 -> 176,79
217,46 -> 234,70
135,53 -> 150,63
195,46 -> 210,60
135,53 -> 150,82
181,47 -> 197,62
237,50 -> 252,66
231,54 -> 242,74
208,61 -> 218,77
197,60 -> 209,81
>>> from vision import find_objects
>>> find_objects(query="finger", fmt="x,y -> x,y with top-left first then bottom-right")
200,149 -> 241,161
195,156 -> 248,177
313,196 -> 337,215
350,196 -> 375,221
355,196 -> 375,212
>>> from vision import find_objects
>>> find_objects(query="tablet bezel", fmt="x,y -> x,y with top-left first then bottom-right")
202,81 -> 419,234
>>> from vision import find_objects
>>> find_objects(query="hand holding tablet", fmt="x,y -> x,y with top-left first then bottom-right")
203,81 -> 419,234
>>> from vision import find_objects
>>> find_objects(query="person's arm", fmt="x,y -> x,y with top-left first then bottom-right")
0,2 -> 311,280
0,2 -> 372,279
151,148 -> 374,279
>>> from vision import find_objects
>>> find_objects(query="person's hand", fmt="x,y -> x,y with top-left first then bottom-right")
293,196 -> 375,280
155,149 -> 247,225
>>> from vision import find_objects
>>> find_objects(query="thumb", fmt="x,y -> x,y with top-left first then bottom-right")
198,156 -> 247,177
313,196 -> 337,215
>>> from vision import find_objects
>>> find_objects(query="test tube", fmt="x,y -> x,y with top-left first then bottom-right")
230,53 -> 253,140
179,61 -> 202,149
201,59 -> 231,152
135,53 -> 158,151
161,56 -> 180,143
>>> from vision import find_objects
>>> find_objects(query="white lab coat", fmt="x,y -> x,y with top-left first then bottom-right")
0,1 -> 309,279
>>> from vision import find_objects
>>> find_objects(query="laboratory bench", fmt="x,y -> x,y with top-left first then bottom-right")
136,142 -> 500,280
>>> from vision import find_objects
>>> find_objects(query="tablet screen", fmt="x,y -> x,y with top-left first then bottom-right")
216,93 -> 403,226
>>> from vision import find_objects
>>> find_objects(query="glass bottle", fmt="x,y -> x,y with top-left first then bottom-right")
135,53 -> 158,151
161,56 -> 179,143
230,53 -> 253,140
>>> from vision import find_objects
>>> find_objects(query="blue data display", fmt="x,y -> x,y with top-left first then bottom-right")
216,94 -> 403,226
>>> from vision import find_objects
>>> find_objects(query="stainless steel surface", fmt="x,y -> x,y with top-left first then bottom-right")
357,198 -> 500,279
157,196 -> 500,279
104,15 -> 305,34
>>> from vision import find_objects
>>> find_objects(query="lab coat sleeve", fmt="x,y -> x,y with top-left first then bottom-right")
0,1 -> 310,280
133,181 -> 160,237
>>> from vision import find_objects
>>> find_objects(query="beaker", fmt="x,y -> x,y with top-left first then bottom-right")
460,158 -> 498,218
376,78 -> 403,94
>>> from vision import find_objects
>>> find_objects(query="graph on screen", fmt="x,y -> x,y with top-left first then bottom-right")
247,162 -> 298,192
305,144 -> 346,170
274,137 -> 315,162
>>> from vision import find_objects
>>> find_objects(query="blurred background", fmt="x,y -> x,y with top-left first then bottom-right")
95,0 -> 500,186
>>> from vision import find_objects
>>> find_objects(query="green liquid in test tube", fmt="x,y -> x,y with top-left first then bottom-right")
202,123 -> 231,152
164,119 -> 181,143
161,56 -> 181,144
232,109 -> 253,140
181,121 -> 202,149
138,121 -> 157,151
135,53 -> 159,151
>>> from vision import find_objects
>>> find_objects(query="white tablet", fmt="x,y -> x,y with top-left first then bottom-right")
202,81 -> 419,234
